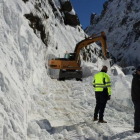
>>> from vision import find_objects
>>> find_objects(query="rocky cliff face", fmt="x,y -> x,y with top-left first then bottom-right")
85,0 -> 140,68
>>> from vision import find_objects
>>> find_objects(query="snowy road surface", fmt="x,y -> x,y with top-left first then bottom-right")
27,72 -> 139,140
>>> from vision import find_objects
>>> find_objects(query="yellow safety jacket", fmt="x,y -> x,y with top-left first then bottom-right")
93,72 -> 111,95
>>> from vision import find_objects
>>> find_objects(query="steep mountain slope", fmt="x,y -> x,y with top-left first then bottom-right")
0,0 -> 86,139
85,0 -> 140,68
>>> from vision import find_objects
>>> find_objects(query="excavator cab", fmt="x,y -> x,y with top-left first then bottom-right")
64,52 -> 69,59
64,53 -> 75,60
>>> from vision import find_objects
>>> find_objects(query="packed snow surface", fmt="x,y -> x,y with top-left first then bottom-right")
0,0 -> 139,140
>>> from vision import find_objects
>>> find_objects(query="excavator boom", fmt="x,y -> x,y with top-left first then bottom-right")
74,31 -> 107,61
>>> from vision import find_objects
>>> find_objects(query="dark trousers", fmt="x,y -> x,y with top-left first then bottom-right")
133,101 -> 140,130
94,90 -> 108,121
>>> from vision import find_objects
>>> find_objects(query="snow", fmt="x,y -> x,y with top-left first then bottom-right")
111,65 -> 125,76
0,0 -> 139,140
60,0 -> 68,4
68,9 -> 76,15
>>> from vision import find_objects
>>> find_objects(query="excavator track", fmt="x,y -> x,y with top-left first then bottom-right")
58,70 -> 82,81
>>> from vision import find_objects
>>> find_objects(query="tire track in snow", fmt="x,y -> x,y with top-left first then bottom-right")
28,76 -> 137,140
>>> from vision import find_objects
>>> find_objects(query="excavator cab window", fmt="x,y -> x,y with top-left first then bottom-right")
69,53 -> 75,60
64,53 -> 75,60
64,53 -> 70,59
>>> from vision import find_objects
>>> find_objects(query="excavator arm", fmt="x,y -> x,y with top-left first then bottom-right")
74,31 -> 108,61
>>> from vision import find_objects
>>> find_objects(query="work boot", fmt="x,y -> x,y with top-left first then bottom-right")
134,127 -> 140,133
98,120 -> 107,123
134,129 -> 140,133
93,118 -> 98,121
134,128 -> 140,133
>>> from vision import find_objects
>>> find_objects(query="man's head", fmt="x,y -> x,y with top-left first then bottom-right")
136,66 -> 140,75
101,65 -> 108,73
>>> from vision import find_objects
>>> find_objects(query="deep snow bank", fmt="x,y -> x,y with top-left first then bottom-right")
0,0 -> 86,139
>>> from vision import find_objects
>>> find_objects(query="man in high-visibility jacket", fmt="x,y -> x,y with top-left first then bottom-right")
93,65 -> 111,123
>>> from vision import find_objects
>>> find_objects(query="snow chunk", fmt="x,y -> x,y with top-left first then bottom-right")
111,65 -> 125,76
68,9 -> 76,15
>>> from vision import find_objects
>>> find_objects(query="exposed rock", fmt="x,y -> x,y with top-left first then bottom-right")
133,20 -> 140,42
120,16 -> 128,26
60,0 -> 80,26
108,26 -> 113,32
36,119 -> 52,132
48,0 -> 57,13
61,1 -> 72,12
90,13 -> 100,25
126,1 -> 133,11
24,13 -> 49,46
101,1 -> 109,18
22,0 -> 29,3
63,12 -> 80,26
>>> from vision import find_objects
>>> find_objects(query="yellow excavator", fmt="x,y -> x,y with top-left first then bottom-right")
48,31 -> 109,80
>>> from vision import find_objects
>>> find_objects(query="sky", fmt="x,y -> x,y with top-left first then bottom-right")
70,0 -> 107,29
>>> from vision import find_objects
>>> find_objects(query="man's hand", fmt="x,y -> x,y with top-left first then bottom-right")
108,95 -> 111,100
